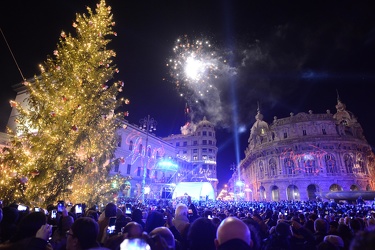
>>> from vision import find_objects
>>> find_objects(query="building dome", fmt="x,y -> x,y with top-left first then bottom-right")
248,107 -> 269,149
196,116 -> 214,129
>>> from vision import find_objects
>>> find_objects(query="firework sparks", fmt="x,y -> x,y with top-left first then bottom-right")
167,35 -> 223,103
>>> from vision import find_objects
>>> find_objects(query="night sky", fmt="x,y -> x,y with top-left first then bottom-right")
1,0 -> 375,189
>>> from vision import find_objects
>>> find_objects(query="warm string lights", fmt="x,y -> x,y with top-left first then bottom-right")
0,0 -> 130,207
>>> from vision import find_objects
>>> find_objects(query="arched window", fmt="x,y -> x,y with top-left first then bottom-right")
259,161 -> 264,179
325,154 -> 337,174
344,154 -> 353,173
269,158 -> 277,177
303,155 -> 316,174
284,157 -> 295,176
356,154 -> 367,174
147,147 -> 152,157
129,140 -> 133,151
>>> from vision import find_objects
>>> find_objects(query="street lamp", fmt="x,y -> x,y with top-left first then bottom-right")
139,115 -> 157,203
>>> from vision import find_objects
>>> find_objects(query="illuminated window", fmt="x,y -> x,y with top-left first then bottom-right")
193,155 -> 198,160
325,154 -> 337,174
202,155 -> 207,160
284,158 -> 295,175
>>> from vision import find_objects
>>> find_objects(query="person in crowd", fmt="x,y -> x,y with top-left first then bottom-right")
0,207 -> 19,243
172,203 -> 190,238
215,216 -> 252,250
186,196 -> 198,223
149,227 -> 175,250
66,217 -> 109,250
97,203 -> 117,244
123,221 -> 143,238
0,211 -> 52,250
314,218 -> 329,246
50,208 -> 74,250
349,227 -> 375,250
144,211 -> 166,234
131,208 -> 146,230
187,217 -> 216,250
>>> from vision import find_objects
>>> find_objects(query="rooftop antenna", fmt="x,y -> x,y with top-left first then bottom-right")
0,27 -> 26,81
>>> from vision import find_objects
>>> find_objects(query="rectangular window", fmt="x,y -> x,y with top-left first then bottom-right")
193,155 -> 198,160
202,140 -> 207,145
303,130 -> 307,136
202,148 -> 207,153
176,142 -> 180,147
322,128 -> 327,135
193,141 -> 198,145
193,149 -> 198,153
137,167 -> 141,176
208,140 -> 212,145
117,136 -> 122,147
183,141 -> 187,146
202,155 -> 207,160
147,169 -> 150,178
203,131 -> 207,136
114,162 -> 120,172
284,132 -> 288,139
209,132 -> 212,136
127,164 -> 131,174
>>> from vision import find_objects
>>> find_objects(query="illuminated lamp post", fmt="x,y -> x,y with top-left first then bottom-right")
139,115 -> 157,203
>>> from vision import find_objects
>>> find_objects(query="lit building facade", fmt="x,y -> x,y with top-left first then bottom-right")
163,117 -> 219,196
111,122 -> 183,200
5,81 -> 218,200
227,98 -> 375,201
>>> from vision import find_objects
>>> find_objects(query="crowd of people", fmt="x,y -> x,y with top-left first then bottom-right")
0,197 -> 375,250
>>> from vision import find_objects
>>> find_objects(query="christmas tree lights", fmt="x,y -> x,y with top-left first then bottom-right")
0,0 -> 130,207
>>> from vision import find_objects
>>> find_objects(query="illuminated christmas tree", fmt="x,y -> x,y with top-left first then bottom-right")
0,0 -> 130,207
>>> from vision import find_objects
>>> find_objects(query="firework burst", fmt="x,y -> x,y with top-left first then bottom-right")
167,35 -> 225,103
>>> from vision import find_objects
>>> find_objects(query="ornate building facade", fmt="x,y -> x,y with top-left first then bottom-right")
228,98 -> 375,201
163,117 -> 219,195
